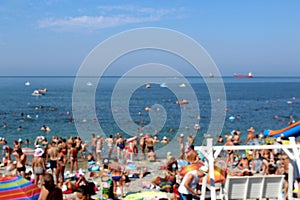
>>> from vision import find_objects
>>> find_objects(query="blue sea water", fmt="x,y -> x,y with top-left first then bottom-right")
0,76 -> 300,150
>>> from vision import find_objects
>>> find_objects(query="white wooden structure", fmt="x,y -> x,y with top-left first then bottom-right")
222,175 -> 284,200
195,137 -> 300,200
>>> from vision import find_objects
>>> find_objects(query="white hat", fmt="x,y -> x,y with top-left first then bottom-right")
163,136 -> 167,140
180,133 -> 184,137
199,166 -> 209,175
139,133 -> 143,136
276,137 -> 282,142
18,138 -> 22,142
34,148 -> 44,157
248,151 -> 253,155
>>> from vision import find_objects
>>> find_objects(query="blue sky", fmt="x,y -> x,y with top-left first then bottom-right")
0,0 -> 299,76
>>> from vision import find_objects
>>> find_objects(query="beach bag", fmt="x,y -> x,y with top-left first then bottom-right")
101,179 -> 113,199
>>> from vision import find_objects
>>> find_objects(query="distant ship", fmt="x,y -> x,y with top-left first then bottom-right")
234,72 -> 253,78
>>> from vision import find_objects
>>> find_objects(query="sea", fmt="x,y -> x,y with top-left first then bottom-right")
0,76 -> 300,153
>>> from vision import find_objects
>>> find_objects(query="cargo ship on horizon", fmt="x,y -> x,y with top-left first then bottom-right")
234,72 -> 253,78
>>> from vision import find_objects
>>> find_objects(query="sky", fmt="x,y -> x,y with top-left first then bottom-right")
0,0 -> 300,76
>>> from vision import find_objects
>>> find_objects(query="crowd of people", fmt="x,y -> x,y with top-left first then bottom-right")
0,125 -> 299,200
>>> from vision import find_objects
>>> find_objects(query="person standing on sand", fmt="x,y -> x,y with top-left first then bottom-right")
32,148 -> 46,185
105,135 -> 114,159
14,148 -> 26,178
225,136 -> 234,167
281,154 -> 289,200
47,142 -> 58,175
139,133 -> 146,159
145,134 -> 156,152
245,127 -> 256,144
55,147 -> 67,186
96,135 -> 104,163
178,166 -> 208,200
187,133 -> 195,146
91,133 -> 97,158
109,157 -> 125,198
185,145 -> 200,164
178,134 -> 185,160
116,135 -> 125,160
69,143 -> 78,174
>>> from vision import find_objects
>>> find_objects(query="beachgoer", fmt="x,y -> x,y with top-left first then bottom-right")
245,127 -> 256,144
166,155 -> 178,177
55,147 -> 67,185
109,157 -> 125,198
281,154 -> 289,199
38,173 -> 63,200
116,135 -> 125,160
225,136 -> 234,167
232,132 -> 241,145
217,135 -> 223,144
145,134 -> 155,153
187,133 -> 195,146
13,148 -> 26,177
105,134 -> 114,159
47,142 -> 58,174
96,135 -> 104,162
161,136 -> 170,144
69,143 -> 79,174
185,145 -> 200,164
139,133 -> 146,159
147,149 -> 156,162
76,185 -> 93,200
74,175 -> 96,197
178,166 -> 208,200
91,133 -> 97,158
237,154 -> 250,170
32,148 -> 46,185
131,137 -> 138,158
178,134 -> 185,160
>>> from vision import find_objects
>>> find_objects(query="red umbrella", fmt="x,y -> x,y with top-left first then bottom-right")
179,163 -> 226,184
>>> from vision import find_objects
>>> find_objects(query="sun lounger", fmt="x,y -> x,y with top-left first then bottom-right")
220,175 -> 284,200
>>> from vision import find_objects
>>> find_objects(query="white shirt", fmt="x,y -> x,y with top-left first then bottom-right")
178,170 -> 200,195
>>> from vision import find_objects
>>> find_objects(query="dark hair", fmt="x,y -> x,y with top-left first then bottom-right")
43,173 -> 55,191
16,149 -> 23,154
76,183 -> 95,197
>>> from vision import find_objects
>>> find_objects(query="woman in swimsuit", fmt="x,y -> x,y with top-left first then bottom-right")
14,148 -> 26,178
109,157 -> 124,198
32,148 -> 46,185
69,143 -> 78,174
56,147 -> 67,185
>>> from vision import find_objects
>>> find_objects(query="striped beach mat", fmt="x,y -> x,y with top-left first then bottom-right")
0,175 -> 40,200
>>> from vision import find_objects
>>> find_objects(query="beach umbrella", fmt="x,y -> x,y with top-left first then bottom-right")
0,175 -> 40,200
179,163 -> 202,177
179,163 -> 226,183
22,148 -> 35,156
